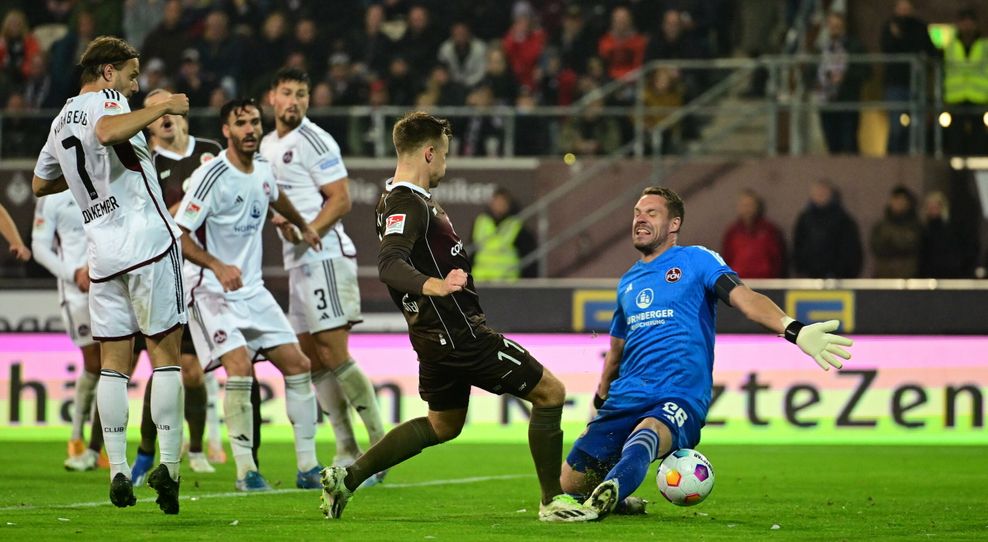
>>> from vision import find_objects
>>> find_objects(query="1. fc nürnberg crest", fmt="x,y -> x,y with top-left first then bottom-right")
666,267 -> 682,283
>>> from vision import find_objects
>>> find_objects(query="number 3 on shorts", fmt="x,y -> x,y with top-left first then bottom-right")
663,401 -> 688,427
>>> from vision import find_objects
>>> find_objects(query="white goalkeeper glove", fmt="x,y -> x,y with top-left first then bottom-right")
781,317 -> 852,371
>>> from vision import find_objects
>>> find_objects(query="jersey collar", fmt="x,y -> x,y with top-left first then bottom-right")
154,136 -> 197,161
385,177 -> 432,199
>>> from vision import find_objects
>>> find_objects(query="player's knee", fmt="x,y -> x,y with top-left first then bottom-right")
528,370 -> 566,407
559,462 -> 584,494
432,421 -> 462,443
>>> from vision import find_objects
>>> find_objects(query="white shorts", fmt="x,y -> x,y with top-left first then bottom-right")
89,243 -> 187,340
188,287 -> 297,372
288,257 -> 362,334
60,285 -> 94,347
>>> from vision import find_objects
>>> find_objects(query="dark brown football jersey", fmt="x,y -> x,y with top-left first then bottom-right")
152,136 -> 222,208
376,181 -> 489,360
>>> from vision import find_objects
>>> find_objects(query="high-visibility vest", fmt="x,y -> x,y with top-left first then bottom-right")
471,214 -> 523,281
944,38 -> 988,104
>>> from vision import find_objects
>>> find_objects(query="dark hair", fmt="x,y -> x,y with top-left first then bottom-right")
220,97 -> 259,124
739,188 -> 765,217
79,36 -> 139,84
641,186 -> 685,223
392,111 -> 452,155
271,67 -> 310,89
958,7 -> 977,21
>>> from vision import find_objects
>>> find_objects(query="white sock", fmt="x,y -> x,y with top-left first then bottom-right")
204,372 -> 222,447
151,366 -> 184,480
97,370 -> 130,479
311,369 -> 360,459
334,360 -> 386,444
284,372 -> 319,472
224,375 -> 257,479
72,370 -> 99,441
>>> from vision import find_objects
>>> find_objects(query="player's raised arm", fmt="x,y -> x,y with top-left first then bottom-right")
95,92 -> 189,146
377,192 -> 443,296
727,282 -> 852,371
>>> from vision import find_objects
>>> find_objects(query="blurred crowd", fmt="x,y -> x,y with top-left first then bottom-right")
720,182 -> 981,280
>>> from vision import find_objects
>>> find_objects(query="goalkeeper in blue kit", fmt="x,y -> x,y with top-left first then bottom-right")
563,186 -> 853,518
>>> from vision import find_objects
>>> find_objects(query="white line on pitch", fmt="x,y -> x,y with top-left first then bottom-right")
0,474 -> 533,512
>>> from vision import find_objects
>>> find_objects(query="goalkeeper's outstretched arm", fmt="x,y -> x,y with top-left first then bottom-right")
728,282 -> 852,371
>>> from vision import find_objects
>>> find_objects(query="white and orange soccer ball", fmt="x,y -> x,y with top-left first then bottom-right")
657,448 -> 715,506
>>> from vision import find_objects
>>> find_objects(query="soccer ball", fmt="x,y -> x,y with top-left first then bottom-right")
656,448 -> 715,506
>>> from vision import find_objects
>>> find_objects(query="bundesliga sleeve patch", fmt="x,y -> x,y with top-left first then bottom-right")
317,157 -> 340,171
103,101 -> 121,110
184,202 -> 202,220
385,214 -> 406,235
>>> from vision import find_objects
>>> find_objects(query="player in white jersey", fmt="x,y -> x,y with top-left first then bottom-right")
176,98 -> 325,491
261,68 -> 386,476
31,36 -> 186,514
32,190 -> 104,471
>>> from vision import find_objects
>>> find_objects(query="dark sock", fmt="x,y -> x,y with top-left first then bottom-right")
603,428 -> 658,501
184,383 -> 207,453
138,375 -> 156,455
250,377 -> 262,468
528,405 -> 564,505
88,408 -> 103,453
343,417 -> 440,492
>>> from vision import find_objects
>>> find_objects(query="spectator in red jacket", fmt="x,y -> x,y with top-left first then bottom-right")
721,189 -> 787,278
501,1 -> 545,90
0,9 -> 41,85
597,6 -> 647,80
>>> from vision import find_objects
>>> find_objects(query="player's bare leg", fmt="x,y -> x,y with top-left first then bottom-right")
65,343 -> 101,471
311,328 -> 386,449
143,326 -> 185,514
299,333 -> 360,465
265,343 -> 321,488
320,408 -> 460,519
97,337 -> 138,507
521,368 -> 597,522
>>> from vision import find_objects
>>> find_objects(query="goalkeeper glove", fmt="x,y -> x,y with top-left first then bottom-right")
781,317 -> 852,371
593,392 -> 606,409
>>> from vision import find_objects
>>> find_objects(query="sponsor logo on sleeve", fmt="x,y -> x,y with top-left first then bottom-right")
385,214 -> 406,235
200,152 -> 215,164
33,217 -> 45,230
104,101 -> 120,110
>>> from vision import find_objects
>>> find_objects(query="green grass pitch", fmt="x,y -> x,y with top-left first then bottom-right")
1,429 -> 985,540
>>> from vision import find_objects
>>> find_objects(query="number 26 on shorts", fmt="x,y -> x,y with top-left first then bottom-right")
663,401 -> 688,427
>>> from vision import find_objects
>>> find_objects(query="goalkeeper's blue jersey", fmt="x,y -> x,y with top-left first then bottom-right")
607,245 -> 735,420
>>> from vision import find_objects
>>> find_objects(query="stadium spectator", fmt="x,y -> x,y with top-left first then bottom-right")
195,10 -> 246,94
290,17 -> 328,85
130,57 -> 169,107
246,11 -> 290,96
869,185 -> 922,278
173,48 -> 217,108
140,0 -> 189,76
123,0 -> 165,49
22,51 -> 54,109
0,9 -> 41,85
555,5 -> 596,75
419,63 -> 467,107
470,187 -> 537,281
397,5 -> 443,82
537,50 -> 578,106
347,3 -> 393,80
48,10 -> 96,105
501,1 -> 546,90
942,8 -> 988,156
513,88 -> 550,155
643,67 -> 684,153
645,10 -> 708,139
816,10 -> 867,155
918,191 -> 978,278
793,179 -> 863,278
386,55 -> 417,106
597,6 -> 647,80
459,85 -> 504,157
438,22 -> 487,88
560,97 -> 621,156
880,0 -> 938,155
721,189 -> 787,278
481,48 -> 518,105
463,0 -> 513,42
325,53 -> 368,107
73,0 -> 123,38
